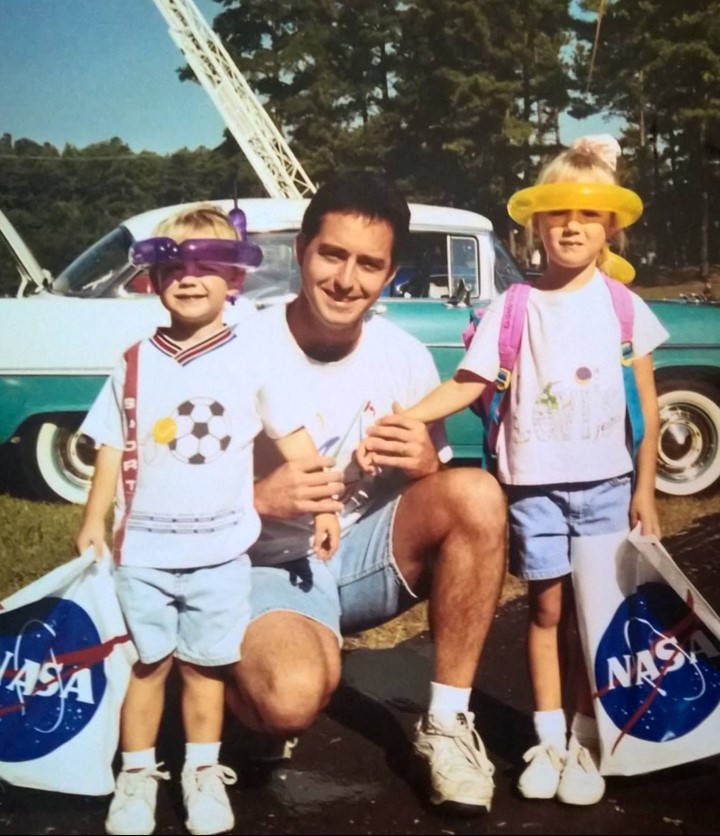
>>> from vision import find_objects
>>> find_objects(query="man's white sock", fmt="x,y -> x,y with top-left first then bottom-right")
428,681 -> 472,724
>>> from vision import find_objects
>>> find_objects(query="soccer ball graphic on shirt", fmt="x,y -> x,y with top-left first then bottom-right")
156,398 -> 231,464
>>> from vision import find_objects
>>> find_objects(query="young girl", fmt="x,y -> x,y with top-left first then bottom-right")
357,135 -> 668,805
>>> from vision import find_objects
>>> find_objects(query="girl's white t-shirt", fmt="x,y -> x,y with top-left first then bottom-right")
460,272 -> 669,485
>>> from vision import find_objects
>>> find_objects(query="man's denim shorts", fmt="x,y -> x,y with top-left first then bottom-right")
115,556 -> 251,666
507,474 -> 632,581
249,496 -> 418,643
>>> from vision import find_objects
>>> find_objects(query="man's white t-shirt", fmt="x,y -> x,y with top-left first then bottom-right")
460,272 -> 669,485
82,324 -> 306,569
250,303 -> 452,564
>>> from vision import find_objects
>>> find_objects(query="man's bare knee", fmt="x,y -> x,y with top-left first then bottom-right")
249,663 -> 341,734
445,467 -> 507,539
229,612 -> 341,735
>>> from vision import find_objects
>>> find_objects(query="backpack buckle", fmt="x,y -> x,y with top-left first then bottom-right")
621,341 -> 634,366
495,367 -> 512,390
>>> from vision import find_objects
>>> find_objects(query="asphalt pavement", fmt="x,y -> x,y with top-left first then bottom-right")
1,512 -> 719,835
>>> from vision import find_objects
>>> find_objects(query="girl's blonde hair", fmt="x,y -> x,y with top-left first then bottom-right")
535,136 -> 627,257
153,203 -> 239,243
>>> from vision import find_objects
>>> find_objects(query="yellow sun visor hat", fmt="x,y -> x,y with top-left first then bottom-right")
601,249 -> 636,284
507,182 -> 644,229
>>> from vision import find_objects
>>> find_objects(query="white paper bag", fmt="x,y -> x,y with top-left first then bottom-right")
0,551 -> 136,795
572,525 -> 720,776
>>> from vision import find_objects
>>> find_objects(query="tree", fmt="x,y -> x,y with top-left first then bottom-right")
571,0 -> 720,278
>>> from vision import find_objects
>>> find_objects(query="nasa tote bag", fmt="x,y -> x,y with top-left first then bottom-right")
572,526 -> 720,776
0,551 -> 135,795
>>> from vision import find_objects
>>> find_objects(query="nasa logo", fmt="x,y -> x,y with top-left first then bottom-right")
0,597 -> 107,762
595,582 -> 720,746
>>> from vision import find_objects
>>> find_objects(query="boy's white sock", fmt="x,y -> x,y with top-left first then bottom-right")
428,681 -> 472,725
122,747 -> 157,771
184,741 -> 221,770
533,709 -> 567,753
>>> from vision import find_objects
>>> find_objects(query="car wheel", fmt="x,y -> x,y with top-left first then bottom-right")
656,382 -> 720,496
20,416 -> 95,503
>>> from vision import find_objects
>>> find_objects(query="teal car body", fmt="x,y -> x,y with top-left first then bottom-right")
1,202 -> 719,502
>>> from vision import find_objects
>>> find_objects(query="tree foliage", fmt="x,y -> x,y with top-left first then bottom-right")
0,136 -> 260,293
1,0 -> 718,290
572,0 -> 720,274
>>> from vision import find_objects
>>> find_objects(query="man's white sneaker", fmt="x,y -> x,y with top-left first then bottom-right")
517,743 -> 565,799
413,711 -> 495,811
556,737 -> 605,806
105,765 -> 170,836
182,764 -> 238,835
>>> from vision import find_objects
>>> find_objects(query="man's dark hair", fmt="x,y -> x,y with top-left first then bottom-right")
301,172 -> 411,266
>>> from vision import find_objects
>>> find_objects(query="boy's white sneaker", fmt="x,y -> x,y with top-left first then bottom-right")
412,711 -> 495,811
105,764 -> 170,836
517,743 -> 565,799
556,737 -> 605,806
182,764 -> 238,835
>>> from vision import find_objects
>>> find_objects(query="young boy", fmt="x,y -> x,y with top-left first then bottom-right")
76,203 -> 338,836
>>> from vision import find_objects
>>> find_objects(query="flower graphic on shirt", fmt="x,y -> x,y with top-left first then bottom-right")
537,382 -> 560,411
575,366 -> 593,385
534,382 -> 573,442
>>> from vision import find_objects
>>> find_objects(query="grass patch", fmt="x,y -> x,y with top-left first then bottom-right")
0,495 -> 82,599
2,488 -> 719,647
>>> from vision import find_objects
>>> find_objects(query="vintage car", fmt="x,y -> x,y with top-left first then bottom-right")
1,200 -> 719,503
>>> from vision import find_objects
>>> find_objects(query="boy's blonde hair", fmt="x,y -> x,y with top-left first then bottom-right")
153,203 -> 239,243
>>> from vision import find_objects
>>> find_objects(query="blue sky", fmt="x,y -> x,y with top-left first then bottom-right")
1,0 -> 620,156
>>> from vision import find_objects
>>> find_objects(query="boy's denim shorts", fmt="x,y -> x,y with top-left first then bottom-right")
507,474 -> 632,582
115,556 -> 251,666
249,494 -> 418,643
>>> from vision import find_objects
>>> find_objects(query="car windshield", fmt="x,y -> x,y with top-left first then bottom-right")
493,237 -> 527,292
51,227 -> 299,300
52,226 -> 135,297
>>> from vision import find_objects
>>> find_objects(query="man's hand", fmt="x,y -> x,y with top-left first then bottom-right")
357,402 -> 441,480
254,454 -> 345,519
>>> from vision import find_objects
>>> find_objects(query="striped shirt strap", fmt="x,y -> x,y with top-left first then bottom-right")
112,342 -> 140,564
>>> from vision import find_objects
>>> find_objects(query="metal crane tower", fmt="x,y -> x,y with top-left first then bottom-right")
152,0 -> 316,199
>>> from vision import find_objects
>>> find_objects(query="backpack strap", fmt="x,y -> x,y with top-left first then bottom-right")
112,342 -> 141,564
483,282 -> 532,458
602,274 -> 645,461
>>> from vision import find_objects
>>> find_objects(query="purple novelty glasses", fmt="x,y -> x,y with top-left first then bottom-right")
128,207 -> 264,292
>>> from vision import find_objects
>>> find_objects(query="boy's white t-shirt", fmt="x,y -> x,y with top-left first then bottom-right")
460,272 -> 669,486
250,304 -> 452,564
81,323 -> 306,569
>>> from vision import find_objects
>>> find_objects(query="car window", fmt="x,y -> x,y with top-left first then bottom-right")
493,237 -> 527,293
0,232 -> 26,297
51,228 -> 300,301
241,232 -> 299,301
53,226 -> 135,297
385,232 -> 481,301
448,236 -> 479,301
